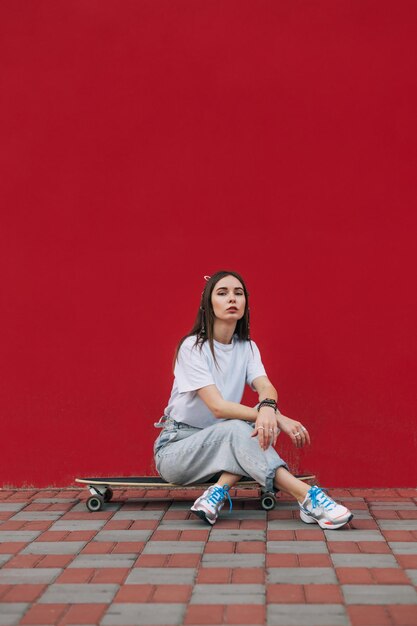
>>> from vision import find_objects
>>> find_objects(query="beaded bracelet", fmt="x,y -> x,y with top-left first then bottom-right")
258,398 -> 277,412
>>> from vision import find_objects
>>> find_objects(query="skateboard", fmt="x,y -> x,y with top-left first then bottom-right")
75,474 -> 316,512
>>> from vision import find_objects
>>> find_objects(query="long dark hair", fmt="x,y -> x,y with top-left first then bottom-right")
174,270 -> 251,364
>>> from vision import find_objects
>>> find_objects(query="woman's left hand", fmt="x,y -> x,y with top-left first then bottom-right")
276,414 -> 311,448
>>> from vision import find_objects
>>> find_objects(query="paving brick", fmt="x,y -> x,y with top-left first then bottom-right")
0,543 -> 27,555
151,530 -> 181,541
379,520 -> 417,530
294,530 -> 325,541
135,554 -> 168,567
21,542 -> 87,555
267,541 -> 328,554
209,530 -> 265,542
101,602 -> 186,624
20,603 -> 67,624
372,568 -> 411,584
240,519 -> 266,530
0,585 -> 46,603
181,530 -> 211,541
0,603 -> 30,624
80,541 -> 114,554
51,520 -> 107,532
387,604 -> 417,625
0,569 -> 61,584
191,583 -> 264,604
0,531 -> 41,543
102,520 -> 132,530
202,554 -> 265,568
347,605 -> 391,625
143,541 -> 205,554
94,530 -> 152,542
304,584 -> 343,604
267,584 -> 305,603
0,521 -> 26,532
168,553 -> 202,567
267,603 -> 349,625
0,504 -> 25,512
266,531 -> 294,541
10,512 -> 61,522
357,541 -> 391,553
204,541 -> 235,553
110,541 -> 143,554
112,510 -> 164,520
38,583 -> 119,604
152,584 -> 193,602
266,554 -> 295,567
126,567 -> 196,584
389,542 -> 417,554
342,584 -> 417,604
197,568 -> 231,583
382,530 -> 416,542
225,603 -> 265,624
231,568 -> 264,584
324,529 -> 384,542
113,584 -> 153,602
35,531 -> 68,542
68,554 -> 137,569
335,568 -> 374,584
59,603 -> 107,625
158,520 -> 207,530
184,604 -> 224,624
298,554 -> 332,567
327,542 -> 360,554
267,568 -> 337,584
236,541 -> 265,554
91,568 -> 129,584
3,554 -> 42,569
268,520 -> 322,531
331,554 -> 398,567
55,569 -> 93,583
37,555 -> 74,568
130,520 -> 159,531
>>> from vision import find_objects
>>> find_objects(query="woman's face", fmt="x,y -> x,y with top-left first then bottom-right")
211,275 -> 246,322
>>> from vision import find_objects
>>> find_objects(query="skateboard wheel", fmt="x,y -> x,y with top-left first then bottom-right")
87,495 -> 104,512
261,492 -> 276,511
104,488 -> 113,502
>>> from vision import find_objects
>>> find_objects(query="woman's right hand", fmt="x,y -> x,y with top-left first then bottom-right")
251,406 -> 280,450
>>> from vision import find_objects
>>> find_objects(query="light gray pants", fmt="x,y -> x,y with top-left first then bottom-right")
154,418 -> 288,493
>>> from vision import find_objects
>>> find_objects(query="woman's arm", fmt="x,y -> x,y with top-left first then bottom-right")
197,385 -> 258,421
197,376 -> 281,450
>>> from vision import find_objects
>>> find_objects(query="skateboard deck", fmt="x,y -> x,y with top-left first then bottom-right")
75,474 -> 316,512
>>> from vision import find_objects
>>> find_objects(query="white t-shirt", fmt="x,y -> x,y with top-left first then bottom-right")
164,335 -> 267,428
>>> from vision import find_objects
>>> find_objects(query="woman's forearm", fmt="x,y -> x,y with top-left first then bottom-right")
212,400 -> 258,421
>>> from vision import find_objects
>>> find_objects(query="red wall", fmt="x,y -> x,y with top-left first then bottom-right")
1,1 -> 416,488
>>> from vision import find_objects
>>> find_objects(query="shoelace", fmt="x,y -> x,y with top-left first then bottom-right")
309,486 -> 336,511
207,485 -> 233,511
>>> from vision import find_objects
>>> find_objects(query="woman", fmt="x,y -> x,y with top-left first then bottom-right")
154,270 -> 352,529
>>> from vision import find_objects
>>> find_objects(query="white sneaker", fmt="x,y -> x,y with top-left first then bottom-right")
299,486 -> 353,530
190,484 -> 232,525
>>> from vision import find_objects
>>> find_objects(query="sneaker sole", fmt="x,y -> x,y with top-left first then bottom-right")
190,507 -> 216,526
300,510 -> 354,530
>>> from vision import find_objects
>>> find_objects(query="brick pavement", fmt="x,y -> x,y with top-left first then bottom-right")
0,487 -> 416,625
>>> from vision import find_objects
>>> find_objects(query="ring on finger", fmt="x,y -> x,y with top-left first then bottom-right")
294,432 -> 301,437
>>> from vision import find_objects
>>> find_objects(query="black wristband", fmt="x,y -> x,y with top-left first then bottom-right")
258,398 -> 277,412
